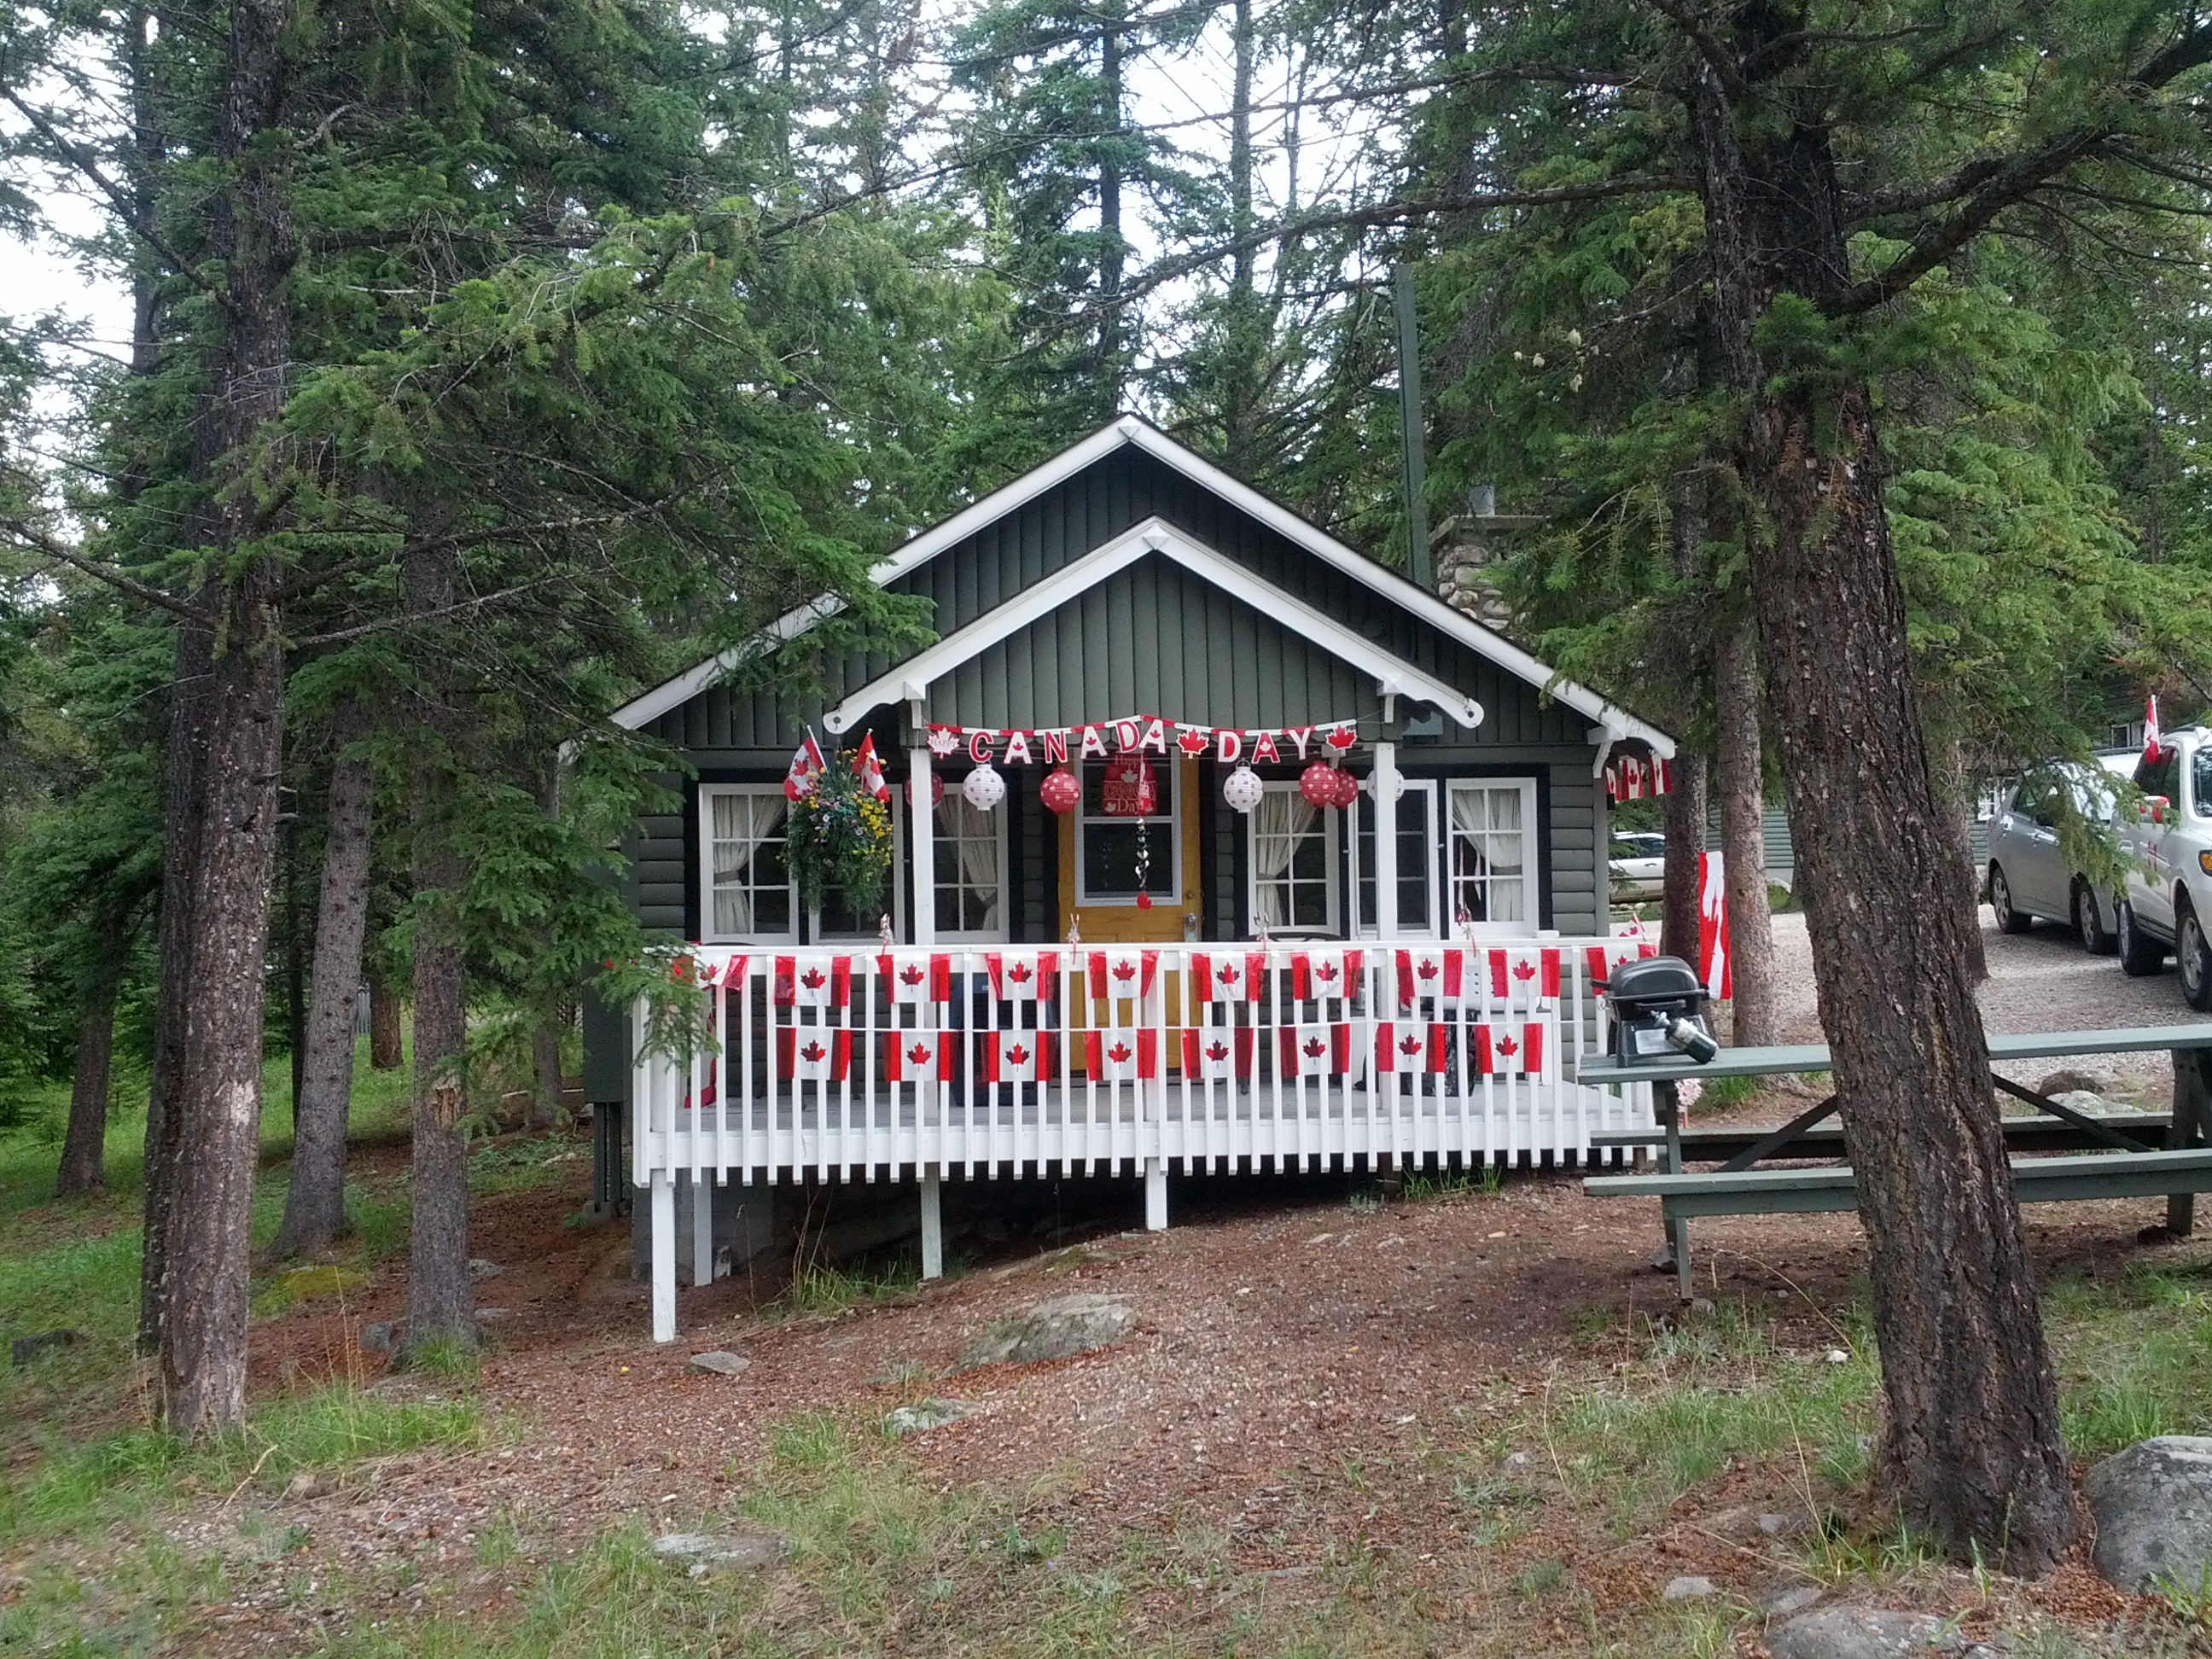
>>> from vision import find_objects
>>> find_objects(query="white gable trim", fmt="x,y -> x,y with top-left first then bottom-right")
819,517 -> 1484,733
612,416 -> 1670,754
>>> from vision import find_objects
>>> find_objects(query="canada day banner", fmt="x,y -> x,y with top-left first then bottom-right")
924,714 -> 1360,766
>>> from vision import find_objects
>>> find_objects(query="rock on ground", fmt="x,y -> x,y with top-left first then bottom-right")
688,1350 -> 749,1377
884,1399 -> 973,1435
9,1329 -> 83,1366
956,1295 -> 1137,1370
1661,1575 -> 1714,1600
651,1533 -> 786,1572
1765,1606 -> 1951,1658
2084,1435 -> 2212,1592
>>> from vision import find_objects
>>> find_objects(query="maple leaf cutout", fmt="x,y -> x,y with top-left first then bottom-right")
1303,1038 -> 1326,1059
800,1041 -> 827,1063
1205,1041 -> 1230,1062
800,968 -> 827,989
927,728 -> 960,757
1107,1043 -> 1132,1064
1178,730 -> 1208,754
1006,1045 -> 1030,1067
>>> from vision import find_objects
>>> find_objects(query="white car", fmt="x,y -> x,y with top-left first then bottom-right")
2117,724 -> 2212,1012
1609,830 -> 1666,904
1983,753 -> 2137,952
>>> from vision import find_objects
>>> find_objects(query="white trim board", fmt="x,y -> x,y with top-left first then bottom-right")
819,518 -> 1484,733
611,416 -> 1671,754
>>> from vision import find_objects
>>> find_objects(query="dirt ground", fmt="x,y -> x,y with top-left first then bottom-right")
183,914 -> 2212,1650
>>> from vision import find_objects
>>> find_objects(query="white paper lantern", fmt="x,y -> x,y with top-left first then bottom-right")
1363,770 -> 1407,803
1222,765 -> 1266,814
962,762 -> 1006,811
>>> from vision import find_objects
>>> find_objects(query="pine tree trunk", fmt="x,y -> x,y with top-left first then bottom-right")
401,542 -> 474,1360
369,974 -> 403,1068
265,729 -> 374,1261
1714,622 -> 1777,1045
1928,723 -> 1988,983
1660,754 -> 1708,964
1688,42 -> 2072,1568
57,951 -> 121,1197
529,1022 -> 564,1132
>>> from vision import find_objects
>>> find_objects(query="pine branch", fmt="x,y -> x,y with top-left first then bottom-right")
288,574 -> 568,649
0,513 -> 214,624
1640,0 -> 1751,102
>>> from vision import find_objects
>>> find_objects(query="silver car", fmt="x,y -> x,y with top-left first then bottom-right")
1983,753 -> 2136,951
1609,830 -> 1666,904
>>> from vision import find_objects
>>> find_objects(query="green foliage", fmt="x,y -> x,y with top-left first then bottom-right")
785,760 -> 895,920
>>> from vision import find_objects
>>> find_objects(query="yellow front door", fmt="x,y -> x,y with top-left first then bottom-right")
1057,753 -> 1203,943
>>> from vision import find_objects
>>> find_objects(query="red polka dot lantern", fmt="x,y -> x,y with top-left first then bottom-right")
1039,766 -> 1081,815
1300,761 -> 1340,809
1334,767 -> 1362,807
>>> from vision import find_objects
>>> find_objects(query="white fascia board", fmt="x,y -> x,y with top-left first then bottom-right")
824,517 -> 1484,733
607,595 -> 843,733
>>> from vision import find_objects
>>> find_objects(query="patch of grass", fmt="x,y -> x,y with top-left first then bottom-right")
1400,1167 -> 1473,1202
776,1257 -> 922,1319
1509,1556 -> 1569,1599
2047,1266 -> 2212,1454
1696,1074 -> 1761,1109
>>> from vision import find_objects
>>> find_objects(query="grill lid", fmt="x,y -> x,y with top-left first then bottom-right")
1604,954 -> 1708,1010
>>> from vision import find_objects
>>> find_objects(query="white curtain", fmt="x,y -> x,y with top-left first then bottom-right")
1450,784 -> 1526,923
937,795 -> 1002,932
712,792 -> 787,934
1254,788 -> 1318,928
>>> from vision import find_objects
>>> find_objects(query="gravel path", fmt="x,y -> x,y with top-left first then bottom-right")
1761,906 -> 2208,1104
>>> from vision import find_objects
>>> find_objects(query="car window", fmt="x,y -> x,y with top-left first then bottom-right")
2012,775 -> 2054,826
2195,748 -> 2212,818
2136,751 -> 2180,802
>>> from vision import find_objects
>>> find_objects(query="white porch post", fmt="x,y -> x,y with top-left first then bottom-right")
650,1169 -> 676,1342
919,1167 -> 945,1278
1144,1160 -> 1168,1230
908,712 -> 935,946
1372,737 -> 1400,939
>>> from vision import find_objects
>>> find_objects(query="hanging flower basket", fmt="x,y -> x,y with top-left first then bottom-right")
786,754 -> 894,918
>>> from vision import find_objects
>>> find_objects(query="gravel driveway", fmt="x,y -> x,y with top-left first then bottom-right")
1761,906 -> 2209,1104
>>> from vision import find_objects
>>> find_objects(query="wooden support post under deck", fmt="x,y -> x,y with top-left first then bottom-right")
1144,1159 -> 1168,1231
1371,738 -> 1400,940
920,1167 -> 945,1278
691,1170 -> 715,1287
650,1169 -> 677,1342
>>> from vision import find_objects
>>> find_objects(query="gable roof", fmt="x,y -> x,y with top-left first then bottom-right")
609,416 -> 1672,754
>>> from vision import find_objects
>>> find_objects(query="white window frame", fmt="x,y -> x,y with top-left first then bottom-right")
931,794 -> 1010,942
1247,780 -> 1341,935
697,783 -> 800,944
1350,778 -> 1441,939
1445,777 -> 1541,933
1075,757 -> 1182,906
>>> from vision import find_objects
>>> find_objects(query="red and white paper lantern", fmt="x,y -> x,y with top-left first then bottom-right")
962,762 -> 1005,811
1039,766 -> 1081,814
1221,764 -> 1265,814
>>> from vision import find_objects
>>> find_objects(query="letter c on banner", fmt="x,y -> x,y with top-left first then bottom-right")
969,730 -> 996,763
1215,729 -> 1243,764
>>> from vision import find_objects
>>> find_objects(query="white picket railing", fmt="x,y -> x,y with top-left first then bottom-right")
632,936 -> 1658,1340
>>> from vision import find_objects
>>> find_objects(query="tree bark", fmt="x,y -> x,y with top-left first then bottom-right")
369,973 -> 403,1068
1713,620 -> 1777,1045
265,722 -> 374,1261
1659,754 -> 1708,964
400,541 -> 475,1361
1928,722 -> 1988,983
529,1021 -> 565,1131
57,946 -> 122,1197
1688,35 -> 2072,1568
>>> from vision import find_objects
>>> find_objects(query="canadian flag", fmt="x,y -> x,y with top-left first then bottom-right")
987,951 -> 1061,1003
2146,694 -> 2164,763
1293,949 -> 1364,1001
1373,1021 -> 1447,1073
1471,1022 -> 1545,1078
984,1029 -> 1054,1084
883,1029 -> 957,1082
1084,1029 -> 1158,1082
775,955 -> 852,1008
1180,1025 -> 1249,1080
1698,850 -> 1732,1000
853,731 -> 891,803
777,1027 -> 853,1082
1585,934 -> 1659,988
783,732 -> 826,800
1190,951 -> 1265,1004
1278,1022 -> 1352,1078
1087,949 -> 1160,1001
878,953 -> 952,1005
1395,946 -> 1464,1006
1487,946 -> 1561,1010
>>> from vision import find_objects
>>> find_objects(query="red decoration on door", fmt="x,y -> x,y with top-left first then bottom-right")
1100,756 -> 1156,817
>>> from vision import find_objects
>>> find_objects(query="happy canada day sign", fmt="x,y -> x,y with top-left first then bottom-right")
924,715 -> 1360,766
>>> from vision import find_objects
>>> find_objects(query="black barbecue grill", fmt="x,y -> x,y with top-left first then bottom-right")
1601,954 -> 1719,1065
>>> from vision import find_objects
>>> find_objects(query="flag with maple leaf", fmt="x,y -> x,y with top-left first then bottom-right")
882,1029 -> 958,1082
1372,1021 -> 1447,1073
852,731 -> 892,804
984,1029 -> 1054,1084
773,954 -> 853,1008
877,952 -> 952,1005
1086,948 -> 1160,1001
1470,1022 -> 1545,1078
1278,1022 -> 1352,1078
783,732 -> 826,801
1082,1028 -> 1158,1082
1188,951 -> 1266,1004
1179,1024 -> 1249,1080
1394,946 -> 1464,1007
1486,947 -> 1561,1010
777,1027 -> 853,1081
1291,949 -> 1364,1002
1584,936 -> 1660,990
987,951 -> 1062,1003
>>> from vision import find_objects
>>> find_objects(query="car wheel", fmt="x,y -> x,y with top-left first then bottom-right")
2118,901 -> 2168,978
2180,902 -> 2212,1014
2074,882 -> 2117,956
1988,866 -> 2032,934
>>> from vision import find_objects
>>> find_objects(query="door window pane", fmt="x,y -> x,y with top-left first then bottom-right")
1079,759 -> 1178,900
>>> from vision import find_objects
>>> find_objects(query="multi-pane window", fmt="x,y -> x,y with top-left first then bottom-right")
934,795 -> 1006,939
1447,779 -> 1538,928
701,786 -> 795,940
1353,782 -> 1439,936
1077,758 -> 1179,903
1250,782 -> 1337,931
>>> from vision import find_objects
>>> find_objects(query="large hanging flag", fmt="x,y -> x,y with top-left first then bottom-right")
784,731 -> 826,800
1697,850 -> 1732,1001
